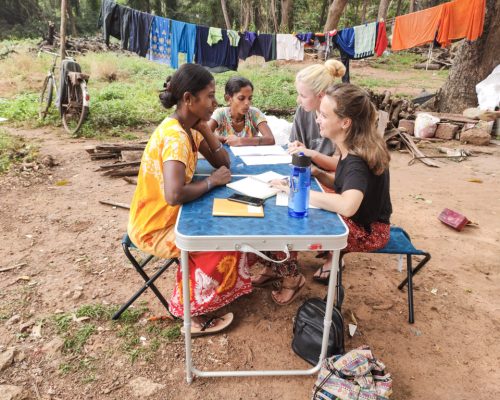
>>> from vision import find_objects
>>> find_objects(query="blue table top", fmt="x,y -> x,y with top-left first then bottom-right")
196,145 -> 291,176
176,177 -> 347,239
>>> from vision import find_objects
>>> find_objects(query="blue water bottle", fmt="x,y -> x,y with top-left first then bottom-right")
288,152 -> 311,218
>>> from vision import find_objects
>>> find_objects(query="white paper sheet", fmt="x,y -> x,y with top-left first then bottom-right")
226,171 -> 287,199
230,145 -> 287,157
240,155 -> 292,165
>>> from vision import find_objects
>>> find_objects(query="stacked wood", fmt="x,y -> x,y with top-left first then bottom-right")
38,35 -> 122,55
86,143 -> 146,177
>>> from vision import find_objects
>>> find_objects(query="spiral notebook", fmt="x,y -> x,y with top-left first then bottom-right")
226,171 -> 287,200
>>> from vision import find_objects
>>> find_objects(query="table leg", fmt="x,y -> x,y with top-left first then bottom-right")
181,250 -> 193,384
319,250 -> 340,362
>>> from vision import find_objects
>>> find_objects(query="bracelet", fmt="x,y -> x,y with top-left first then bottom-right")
213,143 -> 223,153
206,178 -> 212,191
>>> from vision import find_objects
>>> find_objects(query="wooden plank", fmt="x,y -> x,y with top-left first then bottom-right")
99,200 -> 130,210
416,111 -> 478,124
98,161 -> 141,170
398,131 -> 440,168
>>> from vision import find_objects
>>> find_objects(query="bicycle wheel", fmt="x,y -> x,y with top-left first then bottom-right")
62,81 -> 89,135
39,76 -> 54,119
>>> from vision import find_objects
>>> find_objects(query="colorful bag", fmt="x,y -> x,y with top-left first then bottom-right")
312,346 -> 392,400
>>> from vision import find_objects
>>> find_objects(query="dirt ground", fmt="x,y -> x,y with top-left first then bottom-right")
0,122 -> 499,400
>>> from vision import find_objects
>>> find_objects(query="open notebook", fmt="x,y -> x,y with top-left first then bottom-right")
226,171 -> 288,200
212,199 -> 264,217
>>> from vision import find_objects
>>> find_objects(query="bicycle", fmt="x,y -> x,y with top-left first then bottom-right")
38,49 -> 90,134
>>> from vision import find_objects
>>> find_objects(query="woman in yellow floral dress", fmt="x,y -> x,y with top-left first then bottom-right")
128,64 -> 252,336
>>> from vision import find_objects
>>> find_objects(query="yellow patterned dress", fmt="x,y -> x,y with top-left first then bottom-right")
128,117 -> 252,317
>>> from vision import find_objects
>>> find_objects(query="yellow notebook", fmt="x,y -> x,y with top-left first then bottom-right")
212,198 -> 264,217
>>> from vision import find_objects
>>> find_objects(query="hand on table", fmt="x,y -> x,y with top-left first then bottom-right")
225,136 -> 242,147
209,166 -> 231,187
270,179 -> 289,195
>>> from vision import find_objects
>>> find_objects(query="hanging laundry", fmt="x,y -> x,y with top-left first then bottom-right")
97,0 -> 120,46
333,28 -> 355,58
437,0 -> 486,47
354,22 -> 377,58
239,33 -> 275,62
148,16 -> 171,65
296,32 -> 313,44
117,5 -> 133,50
170,20 -> 197,69
207,27 -> 223,46
227,30 -> 240,47
195,26 -> 239,71
392,4 -> 444,51
276,34 -> 305,61
374,21 -> 388,57
128,9 -> 154,57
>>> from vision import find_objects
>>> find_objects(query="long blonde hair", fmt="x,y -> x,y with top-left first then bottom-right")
295,59 -> 346,95
325,83 -> 390,175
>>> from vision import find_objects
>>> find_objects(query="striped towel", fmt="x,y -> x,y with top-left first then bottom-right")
354,22 -> 377,58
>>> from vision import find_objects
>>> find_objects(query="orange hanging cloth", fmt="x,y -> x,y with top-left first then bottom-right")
437,0 -> 486,47
391,4 -> 445,51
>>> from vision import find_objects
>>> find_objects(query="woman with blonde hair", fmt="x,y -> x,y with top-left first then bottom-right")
275,83 -> 392,282
288,59 -> 346,172
250,60 -> 346,304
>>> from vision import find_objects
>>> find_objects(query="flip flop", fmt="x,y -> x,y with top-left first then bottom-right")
251,272 -> 281,288
271,274 -> 306,306
313,259 -> 345,285
181,312 -> 234,337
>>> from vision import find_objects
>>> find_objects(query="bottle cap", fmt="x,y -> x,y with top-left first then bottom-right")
292,152 -> 311,167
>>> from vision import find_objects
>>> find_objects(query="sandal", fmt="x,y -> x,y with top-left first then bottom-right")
313,259 -> 345,285
251,270 -> 281,288
180,312 -> 234,337
271,274 -> 306,306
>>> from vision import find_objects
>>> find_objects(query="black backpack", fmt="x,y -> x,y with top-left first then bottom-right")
292,297 -> 345,366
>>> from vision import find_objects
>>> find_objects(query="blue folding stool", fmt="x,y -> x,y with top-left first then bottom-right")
112,233 -> 178,320
336,226 -> 431,324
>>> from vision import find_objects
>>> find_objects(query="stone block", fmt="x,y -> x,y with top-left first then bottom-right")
460,128 -> 491,146
435,123 -> 459,140
398,119 -> 415,136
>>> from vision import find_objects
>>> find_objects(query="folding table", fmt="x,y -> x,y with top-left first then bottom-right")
175,176 -> 348,383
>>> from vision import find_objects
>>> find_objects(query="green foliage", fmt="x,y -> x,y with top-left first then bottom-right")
63,324 -> 96,353
0,128 -> 38,173
160,324 -> 181,341
370,52 -> 425,71
54,314 -> 73,333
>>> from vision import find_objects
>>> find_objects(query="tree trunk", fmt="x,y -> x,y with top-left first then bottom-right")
324,0 -> 348,31
395,0 -> 403,16
60,0 -> 67,59
436,0 -> 500,112
66,1 -> 77,36
320,0 -> 330,28
270,0 -> 279,33
280,0 -> 293,32
360,0 -> 370,23
377,0 -> 390,21
409,0 -> 416,13
220,0 -> 231,29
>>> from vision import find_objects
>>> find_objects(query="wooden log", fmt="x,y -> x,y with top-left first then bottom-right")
398,131 -> 440,167
415,111 -> 478,124
99,200 -> 130,210
123,177 -> 137,185
414,63 -> 441,70
98,161 -> 141,170
102,168 -> 140,177
381,90 -> 392,107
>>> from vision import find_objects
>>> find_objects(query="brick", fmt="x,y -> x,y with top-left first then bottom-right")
398,119 -> 414,135
435,123 -> 459,140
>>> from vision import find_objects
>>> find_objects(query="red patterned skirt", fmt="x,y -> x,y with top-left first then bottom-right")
343,218 -> 390,253
169,251 -> 252,318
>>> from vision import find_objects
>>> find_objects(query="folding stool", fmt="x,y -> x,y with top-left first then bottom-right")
112,233 -> 178,320
336,226 -> 431,324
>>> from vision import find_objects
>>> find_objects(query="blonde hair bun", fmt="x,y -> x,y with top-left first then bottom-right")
324,59 -> 346,79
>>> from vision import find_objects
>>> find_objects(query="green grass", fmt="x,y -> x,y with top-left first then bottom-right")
0,128 -> 38,173
63,324 -> 96,353
370,51 -> 424,71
